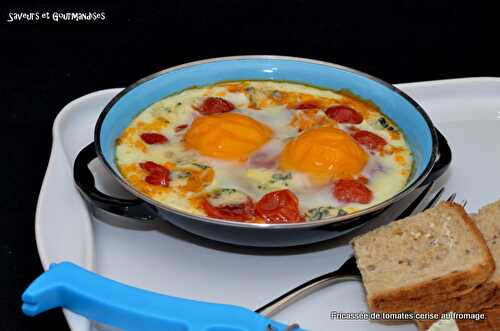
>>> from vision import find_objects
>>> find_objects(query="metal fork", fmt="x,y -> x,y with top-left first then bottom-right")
257,185 -> 456,317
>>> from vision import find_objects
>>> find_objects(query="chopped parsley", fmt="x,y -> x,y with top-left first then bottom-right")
378,117 -> 395,131
192,163 -> 209,169
211,188 -> 237,199
255,172 -> 293,191
272,172 -> 292,181
305,206 -> 348,221
175,171 -> 192,179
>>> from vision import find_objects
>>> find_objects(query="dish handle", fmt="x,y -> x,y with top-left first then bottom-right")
22,262 -> 305,331
420,129 -> 452,187
73,143 -> 157,221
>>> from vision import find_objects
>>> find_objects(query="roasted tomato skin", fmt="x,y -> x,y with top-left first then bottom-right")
175,124 -> 189,132
140,133 -> 168,144
294,101 -> 321,110
196,97 -> 235,115
325,106 -> 363,124
333,179 -> 373,204
140,161 -> 171,187
140,161 -> 168,174
145,173 -> 170,186
201,199 -> 255,221
352,130 -> 387,151
255,189 -> 302,224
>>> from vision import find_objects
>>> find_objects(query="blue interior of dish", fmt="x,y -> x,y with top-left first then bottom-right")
98,58 -> 434,186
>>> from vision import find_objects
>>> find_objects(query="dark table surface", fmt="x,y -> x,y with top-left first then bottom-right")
1,1 -> 495,330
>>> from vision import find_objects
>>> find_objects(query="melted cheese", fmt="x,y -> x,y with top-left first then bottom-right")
115,80 -> 414,222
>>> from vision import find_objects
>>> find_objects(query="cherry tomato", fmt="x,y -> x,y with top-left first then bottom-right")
140,133 -> 168,144
333,179 -> 373,204
255,189 -> 302,224
140,161 -> 171,187
294,101 -> 321,109
145,173 -> 170,187
196,97 -> 235,115
140,161 -> 168,175
353,130 -> 387,151
325,106 -> 363,124
202,199 -> 255,221
175,124 -> 189,132
358,176 -> 369,184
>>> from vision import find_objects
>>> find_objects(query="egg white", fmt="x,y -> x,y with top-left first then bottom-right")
115,81 -> 413,220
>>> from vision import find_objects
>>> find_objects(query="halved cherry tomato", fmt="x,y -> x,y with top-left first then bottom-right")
357,176 -> 369,184
140,161 -> 171,187
195,97 -> 235,115
140,133 -> 168,144
145,173 -> 170,187
175,124 -> 189,132
255,189 -> 302,224
352,130 -> 387,151
140,161 -> 168,175
202,199 -> 255,221
294,101 -> 321,110
325,106 -> 363,124
333,179 -> 373,204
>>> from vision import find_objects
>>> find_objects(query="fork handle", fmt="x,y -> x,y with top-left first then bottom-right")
256,257 -> 360,317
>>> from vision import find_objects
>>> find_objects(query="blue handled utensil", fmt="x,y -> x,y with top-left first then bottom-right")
22,262 -> 304,331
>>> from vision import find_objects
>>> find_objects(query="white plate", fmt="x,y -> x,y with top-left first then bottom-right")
35,78 -> 500,331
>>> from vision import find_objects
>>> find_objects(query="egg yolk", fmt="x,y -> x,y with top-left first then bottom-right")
280,127 -> 368,183
184,113 -> 273,161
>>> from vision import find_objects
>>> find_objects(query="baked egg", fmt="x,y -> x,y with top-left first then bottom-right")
115,81 -> 413,224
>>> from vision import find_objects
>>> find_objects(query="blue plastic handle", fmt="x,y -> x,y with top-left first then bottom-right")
22,262 -> 306,331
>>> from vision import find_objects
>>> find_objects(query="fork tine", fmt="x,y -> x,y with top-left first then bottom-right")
447,193 -> 457,203
421,187 -> 445,211
461,200 -> 468,208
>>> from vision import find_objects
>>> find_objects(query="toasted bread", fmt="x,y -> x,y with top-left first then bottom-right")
352,202 -> 495,312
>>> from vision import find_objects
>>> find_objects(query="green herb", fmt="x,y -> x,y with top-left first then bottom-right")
272,172 -> 292,181
306,206 -> 347,221
220,188 -> 237,193
211,188 -> 237,199
378,117 -> 395,131
192,163 -> 209,169
378,117 -> 389,128
306,206 -> 336,221
176,171 -> 192,179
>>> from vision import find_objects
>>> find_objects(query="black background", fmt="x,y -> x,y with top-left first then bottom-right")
1,1 -> 496,330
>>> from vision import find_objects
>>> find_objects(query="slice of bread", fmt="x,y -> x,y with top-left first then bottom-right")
409,282 -> 496,314
352,202 -> 495,312
413,200 -> 500,330
483,305 -> 500,330
472,200 -> 500,308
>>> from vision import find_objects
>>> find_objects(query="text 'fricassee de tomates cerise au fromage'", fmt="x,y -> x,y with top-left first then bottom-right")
115,81 -> 413,224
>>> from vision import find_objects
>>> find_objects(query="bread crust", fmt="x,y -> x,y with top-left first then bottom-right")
365,203 -> 496,312
388,282 -> 496,314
